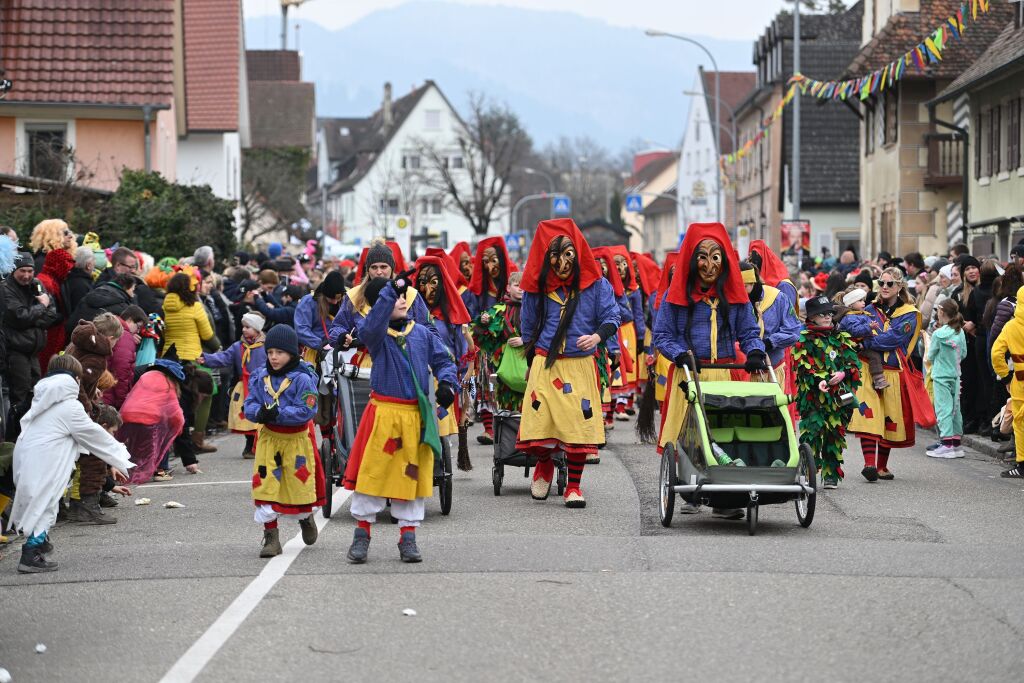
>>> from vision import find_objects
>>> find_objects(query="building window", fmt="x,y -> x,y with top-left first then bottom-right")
430,197 -> 443,215
865,105 -> 875,155
424,109 -> 441,131
975,112 -> 984,178
25,123 -> 69,180
990,105 -> 1002,175
883,89 -> 899,145
1009,98 -> 1022,171
379,197 -> 400,215
402,155 -> 421,170
450,155 -> 464,169
695,121 -> 700,143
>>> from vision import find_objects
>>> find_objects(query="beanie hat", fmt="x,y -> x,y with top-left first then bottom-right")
842,288 -> 867,307
315,270 -> 346,300
268,242 -> 283,259
956,254 -> 981,273
365,241 -> 396,271
284,284 -> 304,301
939,264 -> 954,280
13,251 -> 33,270
854,269 -> 874,289
363,277 -> 390,307
264,324 -> 299,357
241,312 -> 265,332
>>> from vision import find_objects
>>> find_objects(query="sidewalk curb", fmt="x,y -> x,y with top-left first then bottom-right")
924,427 -> 1010,460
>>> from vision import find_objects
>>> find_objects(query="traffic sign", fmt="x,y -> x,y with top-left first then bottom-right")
625,193 -> 643,212
505,233 -> 520,249
552,195 -> 571,216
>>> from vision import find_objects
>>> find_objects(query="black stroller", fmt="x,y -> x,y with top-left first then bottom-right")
491,410 -> 567,496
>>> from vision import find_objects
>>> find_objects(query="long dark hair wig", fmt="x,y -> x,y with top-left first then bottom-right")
526,238 -> 581,369
419,263 -> 452,323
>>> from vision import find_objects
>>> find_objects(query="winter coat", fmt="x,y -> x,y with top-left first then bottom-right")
102,318 -> 139,409
8,373 -> 133,537
161,293 -> 214,361
927,324 -> 967,381
2,276 -> 61,355
95,267 -> 162,315
988,296 -> 1017,351
254,295 -> 297,328
65,320 -> 114,412
66,281 -> 133,336
64,267 -> 94,316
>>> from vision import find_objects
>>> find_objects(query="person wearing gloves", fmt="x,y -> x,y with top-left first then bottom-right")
8,355 -> 133,573
294,270 -> 346,364
990,285 -> 1024,478
244,325 -> 324,558
342,276 -> 458,563
3,251 -> 61,406
201,312 -> 267,458
740,262 -> 802,387
834,286 -> 888,390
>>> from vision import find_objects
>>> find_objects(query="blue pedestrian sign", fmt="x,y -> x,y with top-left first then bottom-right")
552,195 -> 571,216
504,233 -> 520,249
625,193 -> 643,212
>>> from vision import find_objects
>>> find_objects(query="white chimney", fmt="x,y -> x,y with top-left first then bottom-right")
383,82 -> 393,128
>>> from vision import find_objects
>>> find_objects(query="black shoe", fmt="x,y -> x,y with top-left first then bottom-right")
1001,464 -> 1024,478
977,424 -> 993,438
68,494 -> 116,525
18,545 -> 57,573
56,499 -> 68,522
625,408 -> 636,416
347,528 -> 370,564
861,466 -> 879,482
963,421 -> 980,435
398,530 -> 422,563
38,538 -> 53,555
299,516 -> 318,546
476,433 -> 493,445
99,492 -> 119,508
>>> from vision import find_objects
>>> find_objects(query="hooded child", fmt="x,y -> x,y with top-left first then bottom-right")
117,359 -> 187,484
991,286 -> 1024,478
834,286 -> 889,390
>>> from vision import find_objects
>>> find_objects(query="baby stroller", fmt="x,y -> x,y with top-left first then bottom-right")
658,355 -> 817,535
491,410 -> 567,497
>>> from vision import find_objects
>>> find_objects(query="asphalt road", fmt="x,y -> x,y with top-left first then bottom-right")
2,421 -> 1022,682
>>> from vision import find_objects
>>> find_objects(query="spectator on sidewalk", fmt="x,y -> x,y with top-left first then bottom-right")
927,300 -> 968,459
98,247 -> 161,315
28,219 -> 76,273
65,247 -> 95,316
101,306 -> 147,409
66,272 -> 137,336
3,252 -> 61,406
36,247 -> 76,375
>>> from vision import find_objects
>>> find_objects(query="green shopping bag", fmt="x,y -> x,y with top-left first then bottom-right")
496,345 -> 528,393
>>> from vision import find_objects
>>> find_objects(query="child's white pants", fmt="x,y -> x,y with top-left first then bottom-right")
254,504 -> 314,524
350,492 -> 425,527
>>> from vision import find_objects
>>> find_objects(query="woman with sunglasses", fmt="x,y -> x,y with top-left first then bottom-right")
843,267 -> 923,481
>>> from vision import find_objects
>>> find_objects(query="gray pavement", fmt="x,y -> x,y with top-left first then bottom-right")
2,422 -> 1022,682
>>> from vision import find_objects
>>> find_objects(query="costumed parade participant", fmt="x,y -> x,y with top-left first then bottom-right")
650,223 -> 766,519
739,262 -> 802,386
426,245 -> 478,318
476,271 -> 527,414
516,218 -> 619,508
748,239 -> 798,309
636,253 -> 679,446
244,325 -> 324,558
295,269 -> 346,364
592,248 -> 626,430
450,241 -> 474,286
342,277 -> 458,563
843,267 -> 922,482
200,312 -> 267,459
793,295 -> 863,489
414,254 -> 474,471
990,286 -> 1024,479
117,359 -> 187,484
597,246 -> 645,420
632,252 -> 661,399
469,236 -> 517,445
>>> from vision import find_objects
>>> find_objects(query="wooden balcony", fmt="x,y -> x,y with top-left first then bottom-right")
924,133 -> 963,188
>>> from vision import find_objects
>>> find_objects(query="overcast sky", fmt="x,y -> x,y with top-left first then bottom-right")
243,0 -> 802,40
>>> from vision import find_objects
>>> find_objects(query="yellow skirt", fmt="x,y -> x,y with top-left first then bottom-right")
343,395 -> 434,500
228,381 -> 258,434
654,353 -> 673,403
517,354 -> 604,449
848,363 -> 914,447
657,364 -> 734,451
251,424 -> 322,512
436,379 -> 458,437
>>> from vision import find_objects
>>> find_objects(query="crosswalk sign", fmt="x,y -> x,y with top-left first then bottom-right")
552,195 -> 571,216
625,194 -> 643,212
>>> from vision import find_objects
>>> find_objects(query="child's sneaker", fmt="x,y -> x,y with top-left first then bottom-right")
822,477 -> 839,489
928,445 -> 960,459
346,528 -> 370,563
926,441 -> 943,451
397,531 -> 422,563
873,376 -> 890,390
1001,463 -> 1024,478
17,545 -> 57,573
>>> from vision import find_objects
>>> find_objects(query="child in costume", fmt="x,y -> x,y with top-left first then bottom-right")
476,271 -> 526,413
8,355 -> 133,573
927,299 -> 967,459
793,295 -> 862,489
834,287 -> 889,390
295,270 -> 346,363
990,284 -> 1024,479
201,312 -> 267,458
342,277 -> 458,563
592,250 -> 625,431
517,218 -> 619,508
595,246 -> 642,422
244,325 -> 324,558
118,359 -> 187,484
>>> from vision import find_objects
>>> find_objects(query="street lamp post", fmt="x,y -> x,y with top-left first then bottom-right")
645,29 -> 721,224
523,167 -> 555,194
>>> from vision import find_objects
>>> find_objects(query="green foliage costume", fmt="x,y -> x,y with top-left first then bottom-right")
793,325 -> 862,481
475,299 -> 525,412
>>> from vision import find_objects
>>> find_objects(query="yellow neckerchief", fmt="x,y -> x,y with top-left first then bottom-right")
697,294 -> 720,362
879,301 -> 923,356
241,340 -> 264,367
546,288 -> 574,354
754,286 -> 781,336
262,375 -> 293,407
354,284 -> 420,316
387,319 -> 416,341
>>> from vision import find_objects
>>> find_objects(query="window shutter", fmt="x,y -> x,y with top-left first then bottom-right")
975,112 -> 983,178
992,106 -> 1001,174
1009,99 -> 1021,171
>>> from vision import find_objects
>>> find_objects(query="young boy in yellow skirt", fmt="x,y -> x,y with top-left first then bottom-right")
342,277 -> 458,564
243,325 -> 324,558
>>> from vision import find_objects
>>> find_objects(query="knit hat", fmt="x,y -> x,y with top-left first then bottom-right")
315,270 -> 346,300
842,288 -> 867,307
955,254 -> 981,273
284,284 -> 304,301
924,255 -> 940,269
929,257 -> 949,274
365,241 -> 396,271
363,277 -> 390,307
241,312 -> 265,332
853,269 -> 874,289
939,264 -> 955,280
804,295 -> 835,319
13,251 -> 33,270
268,242 -> 283,259
265,324 -> 298,357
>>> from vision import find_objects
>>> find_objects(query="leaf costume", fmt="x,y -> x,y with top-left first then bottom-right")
474,298 -> 525,412
793,326 -> 862,480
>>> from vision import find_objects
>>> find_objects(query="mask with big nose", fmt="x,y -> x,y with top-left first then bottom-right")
547,236 -> 576,281
696,239 -> 724,289
417,265 -> 441,307
482,247 -> 501,283
614,254 -> 630,285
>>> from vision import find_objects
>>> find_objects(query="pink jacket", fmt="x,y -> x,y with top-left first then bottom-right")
102,318 -> 139,409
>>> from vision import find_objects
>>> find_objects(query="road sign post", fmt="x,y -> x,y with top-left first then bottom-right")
552,195 -> 572,216
625,194 -> 643,213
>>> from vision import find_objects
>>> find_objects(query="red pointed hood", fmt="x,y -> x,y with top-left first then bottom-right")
592,247 -> 625,297
413,255 -> 471,325
666,223 -> 747,306
520,218 -> 603,294
632,252 -> 662,296
605,244 -> 638,292
424,247 -> 469,289
748,239 -> 791,287
356,241 -> 407,282
448,241 -> 471,265
653,253 -> 678,311
468,236 -> 517,297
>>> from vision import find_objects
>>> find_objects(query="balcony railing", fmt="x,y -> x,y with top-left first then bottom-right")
924,133 -> 963,188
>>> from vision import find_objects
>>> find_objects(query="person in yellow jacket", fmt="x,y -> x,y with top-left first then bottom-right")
990,284 -> 1024,478
161,271 -> 215,361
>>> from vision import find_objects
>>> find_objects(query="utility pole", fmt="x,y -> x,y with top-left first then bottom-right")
280,0 -> 308,50
792,4 -> 801,223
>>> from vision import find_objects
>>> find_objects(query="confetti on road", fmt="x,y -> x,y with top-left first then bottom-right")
402,609 -> 417,617
134,498 -> 151,506
164,501 -> 185,509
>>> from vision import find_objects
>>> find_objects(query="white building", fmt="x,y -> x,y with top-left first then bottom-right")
312,81 -> 500,248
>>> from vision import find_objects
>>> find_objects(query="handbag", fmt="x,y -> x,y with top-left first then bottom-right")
898,348 -> 936,428
397,341 -> 443,465
496,345 -> 528,393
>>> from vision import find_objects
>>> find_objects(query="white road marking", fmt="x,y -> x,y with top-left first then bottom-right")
137,480 -> 251,489
158,491 -> 352,683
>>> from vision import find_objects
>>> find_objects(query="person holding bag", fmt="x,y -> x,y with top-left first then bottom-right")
477,271 -> 528,411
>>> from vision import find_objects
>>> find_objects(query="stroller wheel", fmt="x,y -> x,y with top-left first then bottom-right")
320,438 -> 334,519
796,444 -> 817,528
556,461 -> 567,497
492,466 -> 502,496
746,503 -> 758,536
439,439 -> 453,515
659,444 -> 677,527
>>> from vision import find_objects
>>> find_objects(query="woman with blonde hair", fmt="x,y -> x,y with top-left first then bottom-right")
29,219 -> 76,271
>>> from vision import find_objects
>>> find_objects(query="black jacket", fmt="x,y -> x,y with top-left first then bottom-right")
66,281 -> 133,335
64,268 -> 94,317
3,276 -> 61,355
95,267 -> 162,315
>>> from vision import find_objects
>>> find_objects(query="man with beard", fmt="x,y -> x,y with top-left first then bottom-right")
469,237 -> 516,444
516,219 -> 619,508
653,224 -> 766,520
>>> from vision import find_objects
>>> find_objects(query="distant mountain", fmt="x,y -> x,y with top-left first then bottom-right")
244,1 -> 753,150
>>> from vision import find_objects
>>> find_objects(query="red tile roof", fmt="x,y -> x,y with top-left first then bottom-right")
701,70 -> 756,154
0,0 -> 174,107
246,50 -> 301,82
183,0 -> 240,131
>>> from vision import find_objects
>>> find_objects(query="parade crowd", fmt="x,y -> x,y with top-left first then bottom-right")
1,215 -> 1020,573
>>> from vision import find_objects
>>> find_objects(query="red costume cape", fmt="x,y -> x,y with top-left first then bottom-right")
519,218 -> 602,294
652,253 -> 679,311
448,241 -> 472,269
424,247 -> 470,289
413,255 -> 471,325
666,223 -> 747,306
468,236 -> 517,297
748,239 -> 791,287
603,245 -> 639,292
632,252 -> 662,296
592,246 -> 625,297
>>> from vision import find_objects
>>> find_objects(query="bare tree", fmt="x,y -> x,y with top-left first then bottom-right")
363,150 -> 428,237
417,92 -> 531,236
540,136 -> 625,223
240,147 -> 309,245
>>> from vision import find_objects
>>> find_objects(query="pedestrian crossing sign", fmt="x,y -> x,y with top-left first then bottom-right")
552,195 -> 571,216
